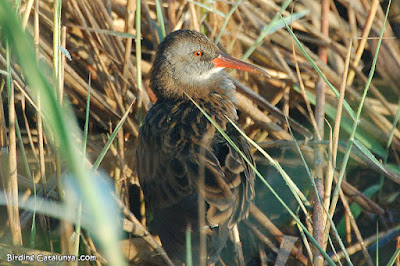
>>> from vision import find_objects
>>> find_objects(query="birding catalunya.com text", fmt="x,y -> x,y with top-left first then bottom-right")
6,253 -> 97,263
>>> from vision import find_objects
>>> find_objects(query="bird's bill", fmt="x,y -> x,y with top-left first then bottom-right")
212,51 -> 270,78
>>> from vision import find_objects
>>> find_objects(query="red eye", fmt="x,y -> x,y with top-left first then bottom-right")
193,51 -> 203,57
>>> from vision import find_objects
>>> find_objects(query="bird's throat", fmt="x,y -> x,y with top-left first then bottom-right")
196,67 -> 225,81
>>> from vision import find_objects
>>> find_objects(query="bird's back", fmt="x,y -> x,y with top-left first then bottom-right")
136,94 -> 255,264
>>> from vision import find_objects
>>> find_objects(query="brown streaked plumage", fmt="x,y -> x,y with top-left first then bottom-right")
136,29 -> 267,264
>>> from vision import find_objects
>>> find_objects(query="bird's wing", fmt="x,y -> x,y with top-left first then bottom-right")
208,125 -> 255,227
136,101 -> 255,227
137,124 -> 254,227
136,135 -> 237,210
136,101 -> 255,263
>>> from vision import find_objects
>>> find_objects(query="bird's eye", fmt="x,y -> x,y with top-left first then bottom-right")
193,51 -> 203,57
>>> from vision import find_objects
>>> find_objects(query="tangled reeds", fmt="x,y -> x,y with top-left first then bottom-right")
0,0 -> 400,264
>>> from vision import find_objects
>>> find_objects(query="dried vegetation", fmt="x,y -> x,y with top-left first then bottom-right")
1,0 -> 400,265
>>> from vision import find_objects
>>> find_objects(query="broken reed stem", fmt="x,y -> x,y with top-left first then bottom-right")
312,0 -> 330,263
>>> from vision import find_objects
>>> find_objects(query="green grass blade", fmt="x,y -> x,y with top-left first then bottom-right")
188,96 -> 335,265
387,245 -> 400,266
214,0 -> 242,45
292,84 -> 385,157
70,26 -> 136,39
336,185 -> 381,235
269,10 -> 309,35
0,2 -> 126,264
155,0 -> 166,40
379,97 -> 400,197
186,225 -> 193,266
74,75 -> 91,257
242,0 -> 293,60
285,116 -> 352,265
186,0 -> 226,18
352,139 -> 387,174
83,76 -> 91,158
328,235 -> 342,266
93,102 -> 134,170
331,0 -> 392,232
281,15 -> 356,120
229,115 -> 312,215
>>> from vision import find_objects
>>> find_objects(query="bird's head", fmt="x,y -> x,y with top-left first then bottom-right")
150,29 -> 269,100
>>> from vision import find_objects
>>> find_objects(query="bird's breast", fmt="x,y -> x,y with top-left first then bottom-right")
143,95 -> 237,151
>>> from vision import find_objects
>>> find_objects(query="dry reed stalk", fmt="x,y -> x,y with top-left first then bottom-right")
244,220 -> 279,253
338,184 -> 374,265
7,81 -> 23,246
331,225 -> 400,262
323,37 -> 352,254
231,225 -> 245,265
250,204 -> 308,265
59,18 -> 75,261
346,0 -> 380,86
